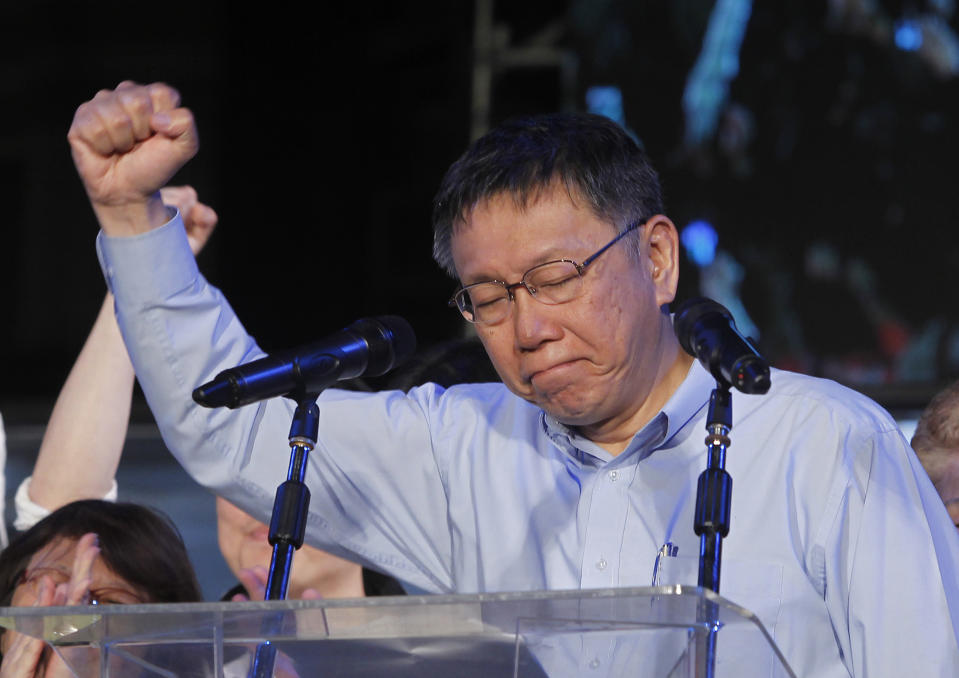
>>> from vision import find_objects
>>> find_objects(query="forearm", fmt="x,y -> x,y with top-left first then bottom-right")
29,293 -> 134,509
97,216 -> 273,493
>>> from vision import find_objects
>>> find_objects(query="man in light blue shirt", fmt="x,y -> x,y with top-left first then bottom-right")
70,82 -> 959,676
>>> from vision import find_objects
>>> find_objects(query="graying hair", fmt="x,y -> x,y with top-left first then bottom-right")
431,112 -> 663,278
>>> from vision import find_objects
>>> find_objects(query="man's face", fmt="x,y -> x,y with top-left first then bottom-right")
450,184 -> 681,442
215,497 -> 362,598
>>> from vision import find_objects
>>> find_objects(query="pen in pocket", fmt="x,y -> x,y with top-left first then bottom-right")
651,542 -> 679,586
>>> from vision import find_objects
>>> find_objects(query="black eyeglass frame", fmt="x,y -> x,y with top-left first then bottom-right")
448,219 -> 647,324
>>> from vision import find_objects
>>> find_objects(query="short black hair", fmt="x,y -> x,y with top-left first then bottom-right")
0,500 -> 202,607
432,112 -> 663,276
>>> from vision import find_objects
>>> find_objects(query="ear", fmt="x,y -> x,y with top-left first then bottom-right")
643,215 -> 680,308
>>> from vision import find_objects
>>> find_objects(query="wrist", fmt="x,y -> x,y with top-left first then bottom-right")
92,192 -> 172,237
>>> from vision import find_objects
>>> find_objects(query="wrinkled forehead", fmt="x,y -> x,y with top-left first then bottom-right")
450,187 -> 629,286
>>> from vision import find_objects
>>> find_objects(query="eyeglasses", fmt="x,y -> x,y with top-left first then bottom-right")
448,220 -> 645,325
19,566 -> 146,606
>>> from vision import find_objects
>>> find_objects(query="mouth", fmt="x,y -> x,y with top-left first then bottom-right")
528,359 -> 582,387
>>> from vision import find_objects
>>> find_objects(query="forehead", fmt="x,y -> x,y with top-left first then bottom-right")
28,536 -> 77,568
25,536 -> 143,593
451,187 -> 618,280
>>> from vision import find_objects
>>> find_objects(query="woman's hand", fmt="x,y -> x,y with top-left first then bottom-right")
230,565 -> 322,602
0,534 -> 99,678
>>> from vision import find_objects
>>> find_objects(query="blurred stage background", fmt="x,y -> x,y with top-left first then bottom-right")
1,0 -> 957,596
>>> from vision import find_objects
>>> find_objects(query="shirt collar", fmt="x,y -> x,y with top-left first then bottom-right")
658,359 -> 714,449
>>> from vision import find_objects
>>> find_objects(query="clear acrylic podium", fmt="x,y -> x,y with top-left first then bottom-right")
0,585 -> 795,677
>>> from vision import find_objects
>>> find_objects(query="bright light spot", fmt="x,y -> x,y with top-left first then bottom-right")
681,220 -> 718,267
895,20 -> 923,51
586,86 -> 625,124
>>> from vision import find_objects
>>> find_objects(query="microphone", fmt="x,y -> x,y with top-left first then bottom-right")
193,316 -> 416,408
673,297 -> 770,395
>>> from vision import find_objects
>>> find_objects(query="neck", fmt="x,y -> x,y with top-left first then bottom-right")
577,333 -> 695,456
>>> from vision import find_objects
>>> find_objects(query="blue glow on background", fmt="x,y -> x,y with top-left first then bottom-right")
681,220 -> 719,267
895,20 -> 923,51
586,86 -> 625,124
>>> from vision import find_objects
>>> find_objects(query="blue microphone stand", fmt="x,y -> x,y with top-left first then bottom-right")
250,394 -> 319,678
693,383 -> 733,678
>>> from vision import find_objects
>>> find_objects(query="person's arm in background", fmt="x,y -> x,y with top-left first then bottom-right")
16,186 -> 217,528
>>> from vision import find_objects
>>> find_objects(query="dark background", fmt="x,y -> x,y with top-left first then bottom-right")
2,0 -> 957,599
3,0 -> 958,419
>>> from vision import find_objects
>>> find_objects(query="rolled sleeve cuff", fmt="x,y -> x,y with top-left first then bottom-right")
96,209 -> 199,307
13,476 -> 120,532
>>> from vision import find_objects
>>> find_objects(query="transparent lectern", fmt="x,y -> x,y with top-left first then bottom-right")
0,585 -> 795,677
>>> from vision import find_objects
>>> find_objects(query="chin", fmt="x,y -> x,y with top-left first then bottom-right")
513,380 -> 603,427
538,395 -> 600,426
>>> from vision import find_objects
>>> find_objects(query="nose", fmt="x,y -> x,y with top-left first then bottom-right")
511,287 -> 562,350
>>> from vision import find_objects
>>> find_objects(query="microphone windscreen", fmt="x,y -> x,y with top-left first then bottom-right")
352,316 -> 417,376
673,297 -> 730,356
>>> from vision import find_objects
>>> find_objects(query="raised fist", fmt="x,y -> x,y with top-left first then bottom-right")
159,185 -> 218,255
68,81 -> 199,236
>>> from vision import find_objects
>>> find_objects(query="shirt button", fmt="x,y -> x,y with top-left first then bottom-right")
589,657 -> 601,669
608,470 -> 618,482
596,558 -> 607,571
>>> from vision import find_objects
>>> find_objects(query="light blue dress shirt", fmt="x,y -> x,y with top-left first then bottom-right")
98,215 -> 959,677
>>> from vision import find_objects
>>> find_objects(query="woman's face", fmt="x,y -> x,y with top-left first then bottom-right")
1,536 -> 146,653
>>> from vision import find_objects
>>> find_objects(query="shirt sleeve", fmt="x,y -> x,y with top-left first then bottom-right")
817,423 -> 959,677
96,217 -> 454,593
12,476 -> 119,532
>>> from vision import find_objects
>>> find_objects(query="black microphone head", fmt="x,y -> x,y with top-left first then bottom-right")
193,371 -> 241,408
673,297 -> 771,394
673,297 -> 731,357
347,315 -> 417,376
734,357 -> 771,395
193,315 -> 418,409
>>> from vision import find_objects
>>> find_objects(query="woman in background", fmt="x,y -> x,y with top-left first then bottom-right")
0,499 -> 201,677
14,186 -> 402,601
